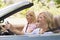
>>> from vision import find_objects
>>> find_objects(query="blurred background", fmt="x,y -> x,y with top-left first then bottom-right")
0,0 -> 60,25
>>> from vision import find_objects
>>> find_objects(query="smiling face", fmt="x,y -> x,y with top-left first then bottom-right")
26,11 -> 36,23
37,13 -> 48,28
36,11 -> 55,32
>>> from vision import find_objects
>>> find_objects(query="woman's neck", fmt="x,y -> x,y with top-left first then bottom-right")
28,21 -> 35,24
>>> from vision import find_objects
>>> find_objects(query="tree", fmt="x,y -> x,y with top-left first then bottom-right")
0,0 -> 5,8
54,0 -> 60,8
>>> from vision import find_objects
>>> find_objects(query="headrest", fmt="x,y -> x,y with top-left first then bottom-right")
54,15 -> 60,27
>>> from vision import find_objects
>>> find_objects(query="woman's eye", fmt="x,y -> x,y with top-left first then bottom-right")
26,15 -> 33,17
37,21 -> 39,22
30,15 -> 33,16
39,16 -> 42,18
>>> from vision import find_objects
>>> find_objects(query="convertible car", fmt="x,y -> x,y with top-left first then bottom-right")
0,1 -> 60,40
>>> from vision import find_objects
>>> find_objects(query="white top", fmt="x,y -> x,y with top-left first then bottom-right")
22,23 -> 54,35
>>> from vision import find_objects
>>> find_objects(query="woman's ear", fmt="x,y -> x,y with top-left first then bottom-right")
54,15 -> 60,27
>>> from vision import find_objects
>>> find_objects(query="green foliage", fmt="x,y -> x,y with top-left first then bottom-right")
47,0 -> 50,2
19,8 -> 29,17
0,0 -> 5,8
0,0 -> 60,18
54,0 -> 60,4
20,0 -> 60,17
53,0 -> 60,8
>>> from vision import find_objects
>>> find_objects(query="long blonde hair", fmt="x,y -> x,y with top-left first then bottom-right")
26,10 -> 36,23
39,11 -> 56,31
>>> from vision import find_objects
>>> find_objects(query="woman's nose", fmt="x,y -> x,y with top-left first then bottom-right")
39,18 -> 42,21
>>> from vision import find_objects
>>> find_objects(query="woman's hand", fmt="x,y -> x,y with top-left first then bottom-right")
4,21 -> 11,30
1,26 -> 8,32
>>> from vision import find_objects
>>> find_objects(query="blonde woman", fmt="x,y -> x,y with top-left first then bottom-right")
5,10 -> 37,35
23,10 -> 37,33
36,11 -> 56,34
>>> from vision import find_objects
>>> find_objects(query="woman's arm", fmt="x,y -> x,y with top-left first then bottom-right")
9,27 -> 24,35
5,22 -> 24,35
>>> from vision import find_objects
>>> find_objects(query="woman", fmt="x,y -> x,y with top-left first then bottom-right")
36,11 -> 56,34
23,10 -> 37,34
5,10 -> 37,35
